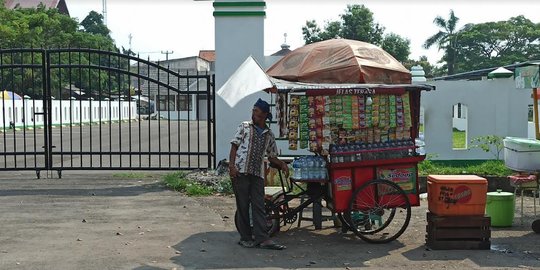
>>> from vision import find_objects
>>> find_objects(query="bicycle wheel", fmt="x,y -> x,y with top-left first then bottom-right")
234,199 -> 281,237
344,179 -> 411,244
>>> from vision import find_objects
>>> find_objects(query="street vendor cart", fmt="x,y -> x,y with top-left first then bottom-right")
220,39 -> 435,243
257,80 -> 433,243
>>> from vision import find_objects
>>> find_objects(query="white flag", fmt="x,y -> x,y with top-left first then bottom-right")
217,56 -> 274,107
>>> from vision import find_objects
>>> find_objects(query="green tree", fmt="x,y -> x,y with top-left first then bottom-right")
403,56 -> 440,79
301,20 -> 323,44
302,5 -> 385,45
0,4 -> 128,99
454,16 -> 540,72
80,10 -> 111,38
302,20 -> 342,44
381,33 -> 410,62
423,10 -> 460,75
301,4 -> 410,61
340,4 -> 385,45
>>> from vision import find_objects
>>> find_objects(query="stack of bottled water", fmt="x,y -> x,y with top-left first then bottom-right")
292,156 -> 327,180
329,139 -> 417,163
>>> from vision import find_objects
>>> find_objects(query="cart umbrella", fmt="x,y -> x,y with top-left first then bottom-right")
267,39 -> 411,84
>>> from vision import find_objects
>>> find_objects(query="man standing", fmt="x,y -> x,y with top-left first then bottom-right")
229,98 -> 288,250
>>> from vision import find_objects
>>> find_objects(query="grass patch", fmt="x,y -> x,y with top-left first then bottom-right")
419,159 -> 512,177
453,129 -> 467,149
185,183 -> 214,196
163,171 -> 190,191
112,172 -> 152,179
162,171 -> 233,196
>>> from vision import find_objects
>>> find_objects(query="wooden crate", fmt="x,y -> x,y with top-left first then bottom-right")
426,212 -> 491,250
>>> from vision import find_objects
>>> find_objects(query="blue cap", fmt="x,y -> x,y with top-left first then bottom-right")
254,98 -> 272,121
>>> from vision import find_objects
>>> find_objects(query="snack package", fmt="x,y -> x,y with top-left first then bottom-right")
290,96 -> 300,105
309,141 -> 319,152
300,140 -> 308,149
308,96 -> 315,106
289,140 -> 298,150
374,129 -> 381,143
367,128 -> 374,143
309,130 -> 317,141
389,128 -> 397,141
402,93 -> 412,128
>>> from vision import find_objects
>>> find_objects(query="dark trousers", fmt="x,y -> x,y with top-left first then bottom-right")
232,173 -> 268,244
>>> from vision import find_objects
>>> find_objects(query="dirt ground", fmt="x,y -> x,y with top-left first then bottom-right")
1,172 -> 539,270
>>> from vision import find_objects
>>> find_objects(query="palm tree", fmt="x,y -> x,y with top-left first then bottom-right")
424,10 -> 460,75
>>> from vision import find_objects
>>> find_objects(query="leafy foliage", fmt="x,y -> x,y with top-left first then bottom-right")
301,4 -> 410,62
419,159 -> 511,177
339,5 -> 385,45
403,56 -> 445,78
425,11 -> 540,75
381,33 -> 411,62
423,9 -> 460,75
80,11 -> 111,38
469,135 -> 504,160
0,5 -> 135,99
162,171 -> 234,196
454,16 -> 540,73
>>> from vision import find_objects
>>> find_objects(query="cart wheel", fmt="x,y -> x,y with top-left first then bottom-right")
234,199 -> 281,237
344,179 -> 411,244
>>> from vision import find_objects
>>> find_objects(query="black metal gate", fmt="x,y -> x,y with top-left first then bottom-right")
0,48 -> 216,177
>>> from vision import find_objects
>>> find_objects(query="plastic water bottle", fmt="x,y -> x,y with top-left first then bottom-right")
320,157 -> 327,179
315,157 -> 323,179
293,158 -> 301,179
308,156 -> 316,179
300,157 -> 307,180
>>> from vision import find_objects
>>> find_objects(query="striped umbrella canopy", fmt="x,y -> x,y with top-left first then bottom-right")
1,90 -> 22,100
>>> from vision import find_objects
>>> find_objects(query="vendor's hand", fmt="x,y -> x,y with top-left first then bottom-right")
280,162 -> 289,178
229,165 -> 239,179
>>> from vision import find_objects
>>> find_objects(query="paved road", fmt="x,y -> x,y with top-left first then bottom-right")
0,120 -> 212,170
1,173 -> 540,270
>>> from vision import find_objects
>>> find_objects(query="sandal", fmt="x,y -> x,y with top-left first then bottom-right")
238,240 -> 254,248
258,240 -> 286,250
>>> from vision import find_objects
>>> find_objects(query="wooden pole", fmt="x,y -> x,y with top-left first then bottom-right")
534,88 -> 540,140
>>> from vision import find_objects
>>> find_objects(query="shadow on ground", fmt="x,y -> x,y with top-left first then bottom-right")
402,231 -> 540,268
171,228 -> 406,269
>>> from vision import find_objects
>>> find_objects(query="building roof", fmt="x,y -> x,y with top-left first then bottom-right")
271,43 -> 292,56
434,60 -> 540,81
5,0 -> 69,15
198,50 -> 215,62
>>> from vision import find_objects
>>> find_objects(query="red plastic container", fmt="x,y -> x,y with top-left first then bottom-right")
427,175 -> 488,216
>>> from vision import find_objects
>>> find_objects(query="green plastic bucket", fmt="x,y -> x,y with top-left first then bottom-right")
486,189 -> 515,227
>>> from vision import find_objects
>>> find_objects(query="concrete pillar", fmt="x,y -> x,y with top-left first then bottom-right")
411,65 -> 427,83
214,0 -> 267,161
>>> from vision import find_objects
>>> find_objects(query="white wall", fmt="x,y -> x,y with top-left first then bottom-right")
0,99 -> 138,129
214,1 -> 267,161
423,78 -> 530,160
530,122 -> 536,138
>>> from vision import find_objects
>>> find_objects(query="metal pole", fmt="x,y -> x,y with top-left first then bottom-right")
533,88 -> 540,140
160,50 -> 173,61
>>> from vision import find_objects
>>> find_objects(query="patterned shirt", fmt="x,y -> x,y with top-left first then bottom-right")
230,121 -> 278,179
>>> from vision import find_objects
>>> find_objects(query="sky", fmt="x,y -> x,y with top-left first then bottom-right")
68,0 -> 540,65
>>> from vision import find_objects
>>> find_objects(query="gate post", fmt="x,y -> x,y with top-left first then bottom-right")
214,1 -> 268,161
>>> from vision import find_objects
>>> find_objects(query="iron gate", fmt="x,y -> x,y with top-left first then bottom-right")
0,48 -> 216,177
